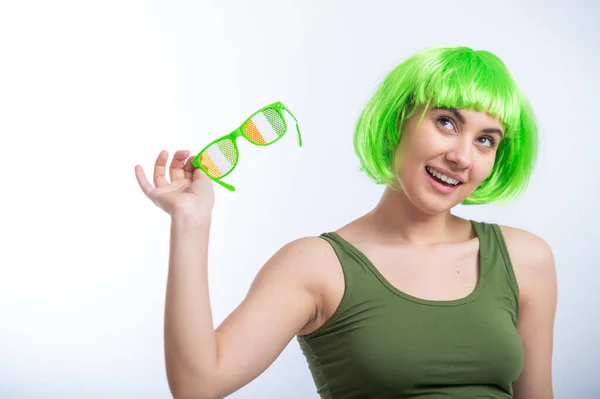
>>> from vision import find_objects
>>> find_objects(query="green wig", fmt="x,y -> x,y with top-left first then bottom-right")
353,46 -> 538,205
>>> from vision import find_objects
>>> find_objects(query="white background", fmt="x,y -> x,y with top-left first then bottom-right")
1,0 -> 598,397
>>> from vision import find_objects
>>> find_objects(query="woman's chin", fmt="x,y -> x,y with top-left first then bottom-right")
388,181 -> 469,215
411,190 -> 466,215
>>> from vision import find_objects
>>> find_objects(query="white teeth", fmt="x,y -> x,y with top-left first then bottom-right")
427,167 -> 460,186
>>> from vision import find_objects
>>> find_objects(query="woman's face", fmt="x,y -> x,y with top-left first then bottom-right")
393,105 -> 504,214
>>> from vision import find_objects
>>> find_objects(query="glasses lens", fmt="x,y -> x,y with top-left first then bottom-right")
243,108 -> 286,145
198,138 -> 238,178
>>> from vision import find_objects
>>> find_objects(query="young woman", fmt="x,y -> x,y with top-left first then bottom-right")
135,46 -> 557,399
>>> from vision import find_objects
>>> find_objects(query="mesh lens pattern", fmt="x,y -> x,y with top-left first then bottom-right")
243,108 -> 286,144
199,138 -> 238,178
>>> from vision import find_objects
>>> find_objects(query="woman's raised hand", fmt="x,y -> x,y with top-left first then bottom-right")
135,150 -> 215,219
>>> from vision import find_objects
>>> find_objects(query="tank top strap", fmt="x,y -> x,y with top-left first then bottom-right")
471,220 -> 520,323
318,232 -> 376,283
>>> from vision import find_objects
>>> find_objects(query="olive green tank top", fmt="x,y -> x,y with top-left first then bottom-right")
297,220 -> 523,399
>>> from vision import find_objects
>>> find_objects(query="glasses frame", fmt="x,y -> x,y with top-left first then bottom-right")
191,101 -> 302,191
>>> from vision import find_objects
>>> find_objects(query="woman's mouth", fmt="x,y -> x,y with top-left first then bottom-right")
425,166 -> 463,194
425,166 -> 462,186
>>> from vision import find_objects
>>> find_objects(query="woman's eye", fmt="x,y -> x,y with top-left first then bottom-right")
476,136 -> 496,148
437,117 -> 456,132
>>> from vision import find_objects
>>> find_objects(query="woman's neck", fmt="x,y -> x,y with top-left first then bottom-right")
362,186 -> 470,245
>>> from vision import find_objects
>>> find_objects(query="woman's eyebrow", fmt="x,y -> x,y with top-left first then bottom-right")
433,107 -> 465,124
482,127 -> 504,138
433,106 -> 504,137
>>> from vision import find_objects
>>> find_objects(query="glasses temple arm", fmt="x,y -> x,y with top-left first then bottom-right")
215,179 -> 235,191
281,106 -> 302,147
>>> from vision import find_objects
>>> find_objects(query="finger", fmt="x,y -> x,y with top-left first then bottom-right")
169,150 -> 190,182
134,165 -> 155,197
154,150 -> 169,187
183,155 -> 195,180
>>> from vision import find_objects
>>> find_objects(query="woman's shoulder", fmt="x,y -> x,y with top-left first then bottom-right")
276,235 -> 346,335
270,235 -> 337,273
279,235 -> 332,253
496,224 -> 554,266
272,235 -> 343,285
495,224 -> 556,298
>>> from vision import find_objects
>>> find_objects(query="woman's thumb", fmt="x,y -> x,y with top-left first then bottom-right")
189,167 -> 211,193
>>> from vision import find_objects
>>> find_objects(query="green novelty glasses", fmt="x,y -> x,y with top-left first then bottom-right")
191,101 -> 302,191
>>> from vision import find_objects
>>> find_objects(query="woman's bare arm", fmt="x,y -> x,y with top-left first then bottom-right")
166,214 -> 324,399
501,226 -> 557,399
135,150 -> 325,399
